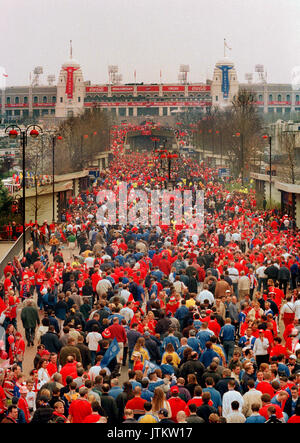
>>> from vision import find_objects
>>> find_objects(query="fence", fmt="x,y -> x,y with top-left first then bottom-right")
0,227 -> 31,278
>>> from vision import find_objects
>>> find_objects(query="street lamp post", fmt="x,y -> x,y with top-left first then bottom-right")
263,134 -> 272,208
5,124 -> 43,257
234,132 -> 244,186
50,134 -> 63,222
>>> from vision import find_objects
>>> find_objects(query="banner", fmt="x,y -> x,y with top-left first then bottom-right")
268,101 -> 291,105
188,85 -> 211,91
86,86 -> 108,93
100,338 -> 120,368
162,85 -> 185,92
84,101 -> 211,108
137,85 -> 160,92
111,86 -> 134,92
217,65 -> 233,98
63,66 -> 79,99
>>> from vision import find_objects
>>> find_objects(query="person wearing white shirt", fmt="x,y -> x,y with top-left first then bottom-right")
225,231 -> 231,244
228,264 -> 239,297
84,254 -> 95,269
120,287 -> 131,304
120,303 -> 135,324
86,327 -> 102,366
196,285 -> 214,305
256,264 -> 267,292
232,231 -> 241,243
253,330 -> 269,367
294,294 -> 300,320
222,379 -> 244,419
88,355 -> 111,381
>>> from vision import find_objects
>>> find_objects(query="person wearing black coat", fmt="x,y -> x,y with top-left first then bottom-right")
144,332 -> 161,363
215,371 -> 242,397
30,397 -> 54,423
284,386 -> 300,418
196,392 -> 218,423
155,313 -> 171,336
187,273 -> 198,294
76,335 -> 92,370
179,352 -> 205,384
264,262 -> 279,282
40,326 -> 62,354
99,384 -> 119,425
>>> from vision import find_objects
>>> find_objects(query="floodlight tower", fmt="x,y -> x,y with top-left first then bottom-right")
255,64 -> 266,83
179,65 -> 190,84
47,75 -> 56,86
245,73 -> 253,84
32,66 -> 43,86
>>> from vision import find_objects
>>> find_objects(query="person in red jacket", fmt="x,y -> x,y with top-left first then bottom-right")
18,386 -> 31,423
259,393 -> 284,421
167,386 -> 187,423
125,386 -> 147,419
159,255 -> 171,277
108,317 -> 127,364
60,356 -> 78,386
68,387 -> 92,423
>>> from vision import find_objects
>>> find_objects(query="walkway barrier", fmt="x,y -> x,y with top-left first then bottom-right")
0,227 -> 31,278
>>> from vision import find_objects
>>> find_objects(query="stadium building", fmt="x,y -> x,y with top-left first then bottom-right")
1,54 -> 299,124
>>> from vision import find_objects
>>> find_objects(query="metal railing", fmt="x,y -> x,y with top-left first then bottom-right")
0,227 -> 31,277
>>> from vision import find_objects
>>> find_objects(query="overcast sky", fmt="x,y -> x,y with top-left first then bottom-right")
1,0 -> 299,86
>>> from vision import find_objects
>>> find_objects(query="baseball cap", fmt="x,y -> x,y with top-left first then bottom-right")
259,329 -> 264,333
170,385 -> 179,393
158,408 -> 168,417
132,352 -> 141,358
289,354 -> 297,359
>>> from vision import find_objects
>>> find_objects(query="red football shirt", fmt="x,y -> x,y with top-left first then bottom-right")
69,398 -> 92,423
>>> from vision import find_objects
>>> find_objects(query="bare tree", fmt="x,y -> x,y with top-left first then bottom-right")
55,108 -> 111,174
278,130 -> 296,184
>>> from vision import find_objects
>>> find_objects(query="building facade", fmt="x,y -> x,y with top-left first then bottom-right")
1,57 -> 299,123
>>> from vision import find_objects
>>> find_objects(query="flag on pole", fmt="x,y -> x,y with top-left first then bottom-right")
224,38 -> 232,57
100,338 -> 120,368
143,360 -> 161,375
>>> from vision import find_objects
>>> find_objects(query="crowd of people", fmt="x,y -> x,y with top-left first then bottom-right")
0,148 -> 300,424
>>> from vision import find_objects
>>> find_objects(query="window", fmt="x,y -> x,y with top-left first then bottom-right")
6,97 -> 10,104
215,96 -> 218,102
43,96 -> 47,103
269,94 -> 273,102
60,97 -> 63,103
276,107 -> 282,114
78,96 -> 81,102
15,96 -> 19,104
258,94 -> 263,101
34,96 -> 38,103
14,109 -> 20,116
296,95 -> 300,103
286,94 -> 290,102
278,94 -> 282,102
24,96 -> 28,104
52,96 -> 56,103
42,109 -> 48,115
